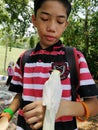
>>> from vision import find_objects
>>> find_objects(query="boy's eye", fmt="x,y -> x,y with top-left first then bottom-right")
41,17 -> 48,21
57,21 -> 64,24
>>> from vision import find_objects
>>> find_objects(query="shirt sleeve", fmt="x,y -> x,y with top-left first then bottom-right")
77,50 -> 98,98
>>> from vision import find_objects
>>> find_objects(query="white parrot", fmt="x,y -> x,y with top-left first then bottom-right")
42,69 -> 62,130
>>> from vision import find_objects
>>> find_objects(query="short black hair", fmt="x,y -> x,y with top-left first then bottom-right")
34,0 -> 71,19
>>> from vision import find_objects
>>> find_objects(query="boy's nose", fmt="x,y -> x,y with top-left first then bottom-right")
47,21 -> 56,32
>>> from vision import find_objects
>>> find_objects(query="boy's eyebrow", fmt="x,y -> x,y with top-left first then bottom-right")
40,11 -> 66,19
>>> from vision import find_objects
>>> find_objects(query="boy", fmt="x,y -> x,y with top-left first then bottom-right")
0,0 -> 98,130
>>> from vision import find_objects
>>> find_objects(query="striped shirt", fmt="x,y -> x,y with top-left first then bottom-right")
9,40 -> 98,130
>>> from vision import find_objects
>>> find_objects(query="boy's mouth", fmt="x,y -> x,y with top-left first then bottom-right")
45,35 -> 56,41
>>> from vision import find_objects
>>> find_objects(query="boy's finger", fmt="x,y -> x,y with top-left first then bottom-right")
23,102 -> 36,112
30,121 -> 43,130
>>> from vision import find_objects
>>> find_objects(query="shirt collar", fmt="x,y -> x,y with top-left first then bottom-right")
34,40 -> 64,52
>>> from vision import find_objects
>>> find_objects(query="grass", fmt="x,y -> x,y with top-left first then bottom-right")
0,45 -> 26,75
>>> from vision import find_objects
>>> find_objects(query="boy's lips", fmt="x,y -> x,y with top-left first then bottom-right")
45,35 -> 56,41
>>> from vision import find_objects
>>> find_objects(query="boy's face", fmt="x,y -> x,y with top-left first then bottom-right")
32,1 -> 68,49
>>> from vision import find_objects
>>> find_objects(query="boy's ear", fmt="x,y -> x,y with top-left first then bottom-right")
32,15 -> 37,27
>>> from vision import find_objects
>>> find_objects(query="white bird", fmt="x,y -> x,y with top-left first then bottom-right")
42,69 -> 62,130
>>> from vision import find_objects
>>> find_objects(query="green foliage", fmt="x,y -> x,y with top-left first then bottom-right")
0,0 -> 98,79
29,34 -> 39,48
2,0 -> 32,36
86,46 -> 98,79
0,1 -> 10,24
62,0 -> 98,79
85,11 -> 98,79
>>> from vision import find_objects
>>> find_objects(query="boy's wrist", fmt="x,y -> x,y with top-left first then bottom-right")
0,108 -> 14,121
3,108 -> 14,118
76,101 -> 90,122
0,112 -> 11,121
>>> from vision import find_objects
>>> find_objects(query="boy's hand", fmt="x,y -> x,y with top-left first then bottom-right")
23,100 -> 46,129
0,116 -> 9,130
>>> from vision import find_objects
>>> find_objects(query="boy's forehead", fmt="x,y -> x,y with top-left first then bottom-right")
40,0 -> 65,8
37,1 -> 67,17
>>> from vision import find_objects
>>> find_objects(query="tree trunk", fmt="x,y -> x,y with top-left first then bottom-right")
84,8 -> 89,56
4,43 -> 8,72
